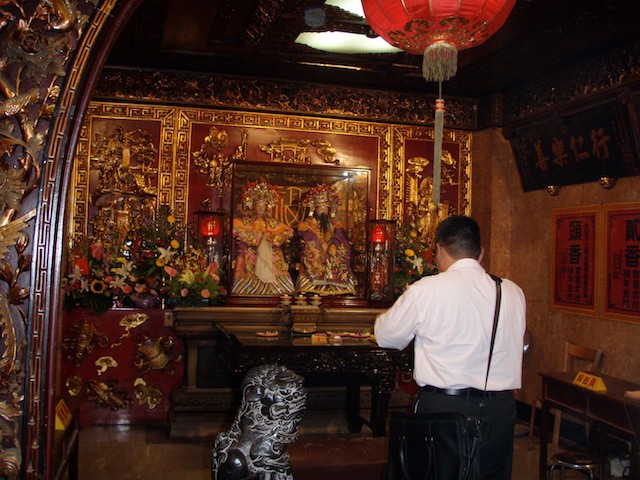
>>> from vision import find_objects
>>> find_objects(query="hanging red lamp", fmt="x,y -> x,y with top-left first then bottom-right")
361,0 -> 516,82
361,0 -> 515,208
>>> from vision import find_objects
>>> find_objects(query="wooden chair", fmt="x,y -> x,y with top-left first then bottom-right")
528,341 -> 604,451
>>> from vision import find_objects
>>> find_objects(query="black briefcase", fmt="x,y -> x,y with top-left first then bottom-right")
384,411 -> 481,480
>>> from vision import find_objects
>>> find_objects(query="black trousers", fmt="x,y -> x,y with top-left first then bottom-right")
414,388 -> 516,480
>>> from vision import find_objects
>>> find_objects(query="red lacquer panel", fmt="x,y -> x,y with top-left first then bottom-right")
551,206 -> 600,316
59,308 -> 184,425
603,203 -> 640,323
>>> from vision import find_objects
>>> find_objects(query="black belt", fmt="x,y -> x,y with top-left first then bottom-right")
420,385 -> 512,398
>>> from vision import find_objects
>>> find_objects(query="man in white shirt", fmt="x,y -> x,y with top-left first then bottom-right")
375,215 -> 526,480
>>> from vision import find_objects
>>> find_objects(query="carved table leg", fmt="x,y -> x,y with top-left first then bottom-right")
346,374 -> 364,433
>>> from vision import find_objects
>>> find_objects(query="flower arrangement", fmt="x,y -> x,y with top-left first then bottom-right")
63,241 -> 125,312
165,245 -> 223,307
64,206 -> 224,312
127,205 -> 182,305
393,224 -> 438,298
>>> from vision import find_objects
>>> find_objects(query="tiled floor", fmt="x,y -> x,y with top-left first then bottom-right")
75,413 -> 567,480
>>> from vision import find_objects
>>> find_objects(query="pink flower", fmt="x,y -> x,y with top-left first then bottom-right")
180,288 -> 189,298
122,285 -> 133,294
164,265 -> 178,277
206,262 -> 219,276
201,289 -> 211,299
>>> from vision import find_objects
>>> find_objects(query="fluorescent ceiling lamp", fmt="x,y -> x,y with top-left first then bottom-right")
298,61 -> 362,70
296,31 -> 402,54
325,0 -> 365,17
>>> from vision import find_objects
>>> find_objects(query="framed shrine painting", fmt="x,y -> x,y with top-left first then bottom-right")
228,161 -> 371,304
603,202 -> 640,323
551,206 -> 600,316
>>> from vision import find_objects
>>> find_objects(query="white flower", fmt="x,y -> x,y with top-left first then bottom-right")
68,265 -> 85,282
79,277 -> 90,293
156,246 -> 177,263
111,258 -> 134,277
109,275 -> 129,290
408,255 -> 424,275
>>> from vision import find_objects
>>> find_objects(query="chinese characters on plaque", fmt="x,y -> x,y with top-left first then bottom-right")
604,203 -> 640,322
552,203 -> 640,323
552,206 -> 599,315
510,99 -> 640,192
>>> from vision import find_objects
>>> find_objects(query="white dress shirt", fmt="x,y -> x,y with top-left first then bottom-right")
374,258 -> 526,391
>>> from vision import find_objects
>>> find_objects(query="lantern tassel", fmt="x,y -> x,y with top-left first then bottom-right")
432,94 -> 445,207
422,41 -> 458,82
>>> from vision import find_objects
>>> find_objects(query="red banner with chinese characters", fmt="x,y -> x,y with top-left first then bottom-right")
604,203 -> 640,323
552,206 -> 600,315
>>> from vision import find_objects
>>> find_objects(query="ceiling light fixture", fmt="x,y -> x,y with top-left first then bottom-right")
324,0 -> 366,17
295,31 -> 402,54
298,61 -> 363,71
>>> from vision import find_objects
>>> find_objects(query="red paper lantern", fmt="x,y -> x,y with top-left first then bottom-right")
371,224 -> 387,244
200,215 -> 221,238
361,0 -> 515,81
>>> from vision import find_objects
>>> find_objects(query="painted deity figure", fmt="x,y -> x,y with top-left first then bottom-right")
232,181 -> 295,295
296,183 -> 356,295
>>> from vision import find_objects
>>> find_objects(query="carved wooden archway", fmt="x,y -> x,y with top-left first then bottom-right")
0,1 -> 141,477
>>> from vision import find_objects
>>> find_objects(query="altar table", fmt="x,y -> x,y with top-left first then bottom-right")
216,326 -> 411,436
538,371 -> 640,479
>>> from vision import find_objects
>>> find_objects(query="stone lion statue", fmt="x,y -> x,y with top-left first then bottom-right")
212,364 -> 307,480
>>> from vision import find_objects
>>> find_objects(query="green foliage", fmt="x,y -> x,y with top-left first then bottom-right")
393,224 -> 438,298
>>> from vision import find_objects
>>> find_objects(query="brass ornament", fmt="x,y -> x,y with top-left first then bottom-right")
94,356 -> 118,376
134,333 -> 182,374
86,379 -> 130,411
65,375 -> 83,397
61,319 -> 109,366
600,176 -> 616,189
110,313 -> 149,347
546,185 -> 560,196
133,378 -> 163,410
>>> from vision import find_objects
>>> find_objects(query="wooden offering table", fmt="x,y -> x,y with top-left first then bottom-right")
168,306 -> 414,438
539,371 -> 640,479
216,325 -> 410,436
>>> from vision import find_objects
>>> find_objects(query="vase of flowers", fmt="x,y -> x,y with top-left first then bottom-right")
165,245 -> 223,307
393,225 -> 438,298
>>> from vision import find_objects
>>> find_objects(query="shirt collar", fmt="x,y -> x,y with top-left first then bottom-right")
446,257 -> 483,272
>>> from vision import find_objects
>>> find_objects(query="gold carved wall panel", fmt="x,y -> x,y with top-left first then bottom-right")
392,126 -> 472,243
72,102 -> 472,251
70,103 -> 179,247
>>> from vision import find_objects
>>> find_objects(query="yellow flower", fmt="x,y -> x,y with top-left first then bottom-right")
167,215 -> 176,224
156,258 -> 166,267
409,231 -> 418,238
89,279 -> 107,294
170,239 -> 180,249
405,248 -> 415,257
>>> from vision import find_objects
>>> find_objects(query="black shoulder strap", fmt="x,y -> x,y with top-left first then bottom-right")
482,275 -> 502,408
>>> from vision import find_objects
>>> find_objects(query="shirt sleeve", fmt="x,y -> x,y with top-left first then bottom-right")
374,287 -> 423,350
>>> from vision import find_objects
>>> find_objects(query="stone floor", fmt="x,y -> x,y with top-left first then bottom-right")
73,411 -> 592,480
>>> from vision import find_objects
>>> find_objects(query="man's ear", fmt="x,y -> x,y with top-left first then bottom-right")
478,246 -> 485,264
